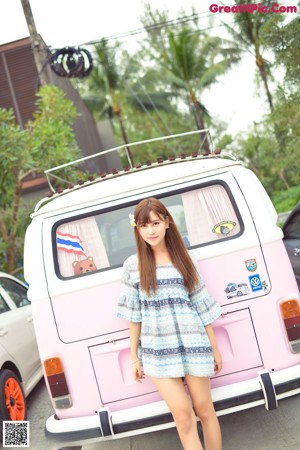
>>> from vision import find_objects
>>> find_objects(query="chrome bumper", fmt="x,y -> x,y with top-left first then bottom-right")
45,365 -> 300,445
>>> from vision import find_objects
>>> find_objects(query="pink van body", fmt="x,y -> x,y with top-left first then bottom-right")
24,133 -> 300,446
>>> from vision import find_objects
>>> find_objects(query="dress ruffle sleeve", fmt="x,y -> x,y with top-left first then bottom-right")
117,256 -> 142,323
190,282 -> 222,326
189,252 -> 223,326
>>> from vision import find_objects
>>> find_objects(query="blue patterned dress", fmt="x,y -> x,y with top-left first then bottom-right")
117,253 -> 222,378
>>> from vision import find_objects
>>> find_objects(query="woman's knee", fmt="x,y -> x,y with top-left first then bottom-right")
193,401 -> 216,423
173,407 -> 196,435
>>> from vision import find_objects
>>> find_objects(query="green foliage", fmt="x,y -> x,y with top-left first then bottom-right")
28,85 -> 80,169
210,120 -> 234,151
230,0 -> 283,50
2,2 -> 299,273
0,85 -> 80,273
77,2 -> 299,211
272,186 -> 300,213
76,37 -> 178,152
75,4 -> 241,154
165,28 -> 240,91
0,109 -> 29,206
269,90 -> 300,187
261,16 -> 300,86
224,0 -> 284,113
112,95 -> 199,165
93,39 -> 121,91
224,3 -> 300,200
232,124 -> 276,192
140,5 -> 241,136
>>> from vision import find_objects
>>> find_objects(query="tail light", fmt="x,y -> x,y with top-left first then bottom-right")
280,299 -> 300,353
44,357 -> 72,409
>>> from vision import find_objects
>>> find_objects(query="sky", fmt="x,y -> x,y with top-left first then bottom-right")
0,0 -> 296,135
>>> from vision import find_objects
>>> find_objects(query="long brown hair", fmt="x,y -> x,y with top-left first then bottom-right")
133,198 -> 199,294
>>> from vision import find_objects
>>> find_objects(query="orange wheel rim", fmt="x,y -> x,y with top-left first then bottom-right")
5,377 -> 25,420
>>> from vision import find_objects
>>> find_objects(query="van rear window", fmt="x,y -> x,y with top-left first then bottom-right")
55,184 -> 241,278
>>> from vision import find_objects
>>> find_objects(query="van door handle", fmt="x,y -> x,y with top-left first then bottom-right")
27,315 -> 33,322
0,328 -> 8,337
92,339 -> 130,355
217,314 -> 247,325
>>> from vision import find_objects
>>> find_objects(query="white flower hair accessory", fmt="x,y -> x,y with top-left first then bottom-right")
129,213 -> 136,227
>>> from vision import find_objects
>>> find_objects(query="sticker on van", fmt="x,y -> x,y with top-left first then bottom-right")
245,259 -> 257,272
249,274 -> 263,292
225,282 -> 249,299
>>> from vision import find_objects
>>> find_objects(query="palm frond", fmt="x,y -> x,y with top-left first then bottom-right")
127,91 -> 176,114
197,59 -> 234,89
93,39 -> 120,90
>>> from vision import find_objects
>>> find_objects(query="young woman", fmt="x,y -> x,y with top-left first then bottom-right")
117,198 -> 223,450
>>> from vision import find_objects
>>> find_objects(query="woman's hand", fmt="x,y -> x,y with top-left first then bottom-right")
213,348 -> 222,374
205,324 -> 222,374
132,360 -> 145,383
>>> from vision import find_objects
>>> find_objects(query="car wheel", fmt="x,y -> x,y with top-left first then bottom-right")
0,369 -> 27,429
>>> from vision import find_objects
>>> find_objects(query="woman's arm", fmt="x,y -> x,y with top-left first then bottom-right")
129,322 -> 144,382
130,321 -> 141,360
205,324 -> 222,374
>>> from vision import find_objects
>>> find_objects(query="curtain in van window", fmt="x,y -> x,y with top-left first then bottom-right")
57,217 -> 109,277
182,185 -> 240,246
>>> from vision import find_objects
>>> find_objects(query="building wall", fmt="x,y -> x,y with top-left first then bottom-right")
0,38 -> 38,127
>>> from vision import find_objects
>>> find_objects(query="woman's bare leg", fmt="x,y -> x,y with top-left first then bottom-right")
151,377 -> 203,450
185,375 -> 222,450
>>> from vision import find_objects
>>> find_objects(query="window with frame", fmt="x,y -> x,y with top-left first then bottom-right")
284,211 -> 300,240
0,278 -> 30,308
0,294 -> 10,314
55,183 -> 242,278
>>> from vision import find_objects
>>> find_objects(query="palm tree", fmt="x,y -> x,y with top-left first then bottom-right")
162,27 -> 241,152
87,39 -> 134,166
80,39 -> 179,166
225,1 -> 290,161
224,0 -> 284,112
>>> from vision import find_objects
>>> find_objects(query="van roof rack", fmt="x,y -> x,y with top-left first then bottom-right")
37,130 -> 237,211
44,130 -> 216,191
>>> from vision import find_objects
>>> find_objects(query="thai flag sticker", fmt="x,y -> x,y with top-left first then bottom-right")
56,232 -> 86,256
248,274 -> 263,292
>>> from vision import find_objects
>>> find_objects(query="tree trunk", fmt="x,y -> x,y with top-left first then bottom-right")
20,0 -> 52,85
255,54 -> 274,112
6,245 -> 15,275
255,52 -> 287,159
190,92 -> 210,155
279,167 -> 290,190
113,106 -> 134,168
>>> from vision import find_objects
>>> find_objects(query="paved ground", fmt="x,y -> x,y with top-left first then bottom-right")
25,379 -> 300,450
81,396 -> 300,450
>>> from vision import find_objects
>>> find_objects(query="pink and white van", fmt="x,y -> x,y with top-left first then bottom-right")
23,131 -> 300,447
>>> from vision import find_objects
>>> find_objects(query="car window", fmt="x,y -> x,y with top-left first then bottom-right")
0,294 -> 10,314
0,278 -> 30,308
55,183 -> 242,278
284,211 -> 300,239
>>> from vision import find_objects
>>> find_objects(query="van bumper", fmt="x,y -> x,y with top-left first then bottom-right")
45,365 -> 300,445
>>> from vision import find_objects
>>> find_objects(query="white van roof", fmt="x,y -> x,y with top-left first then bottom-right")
32,154 -> 243,218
